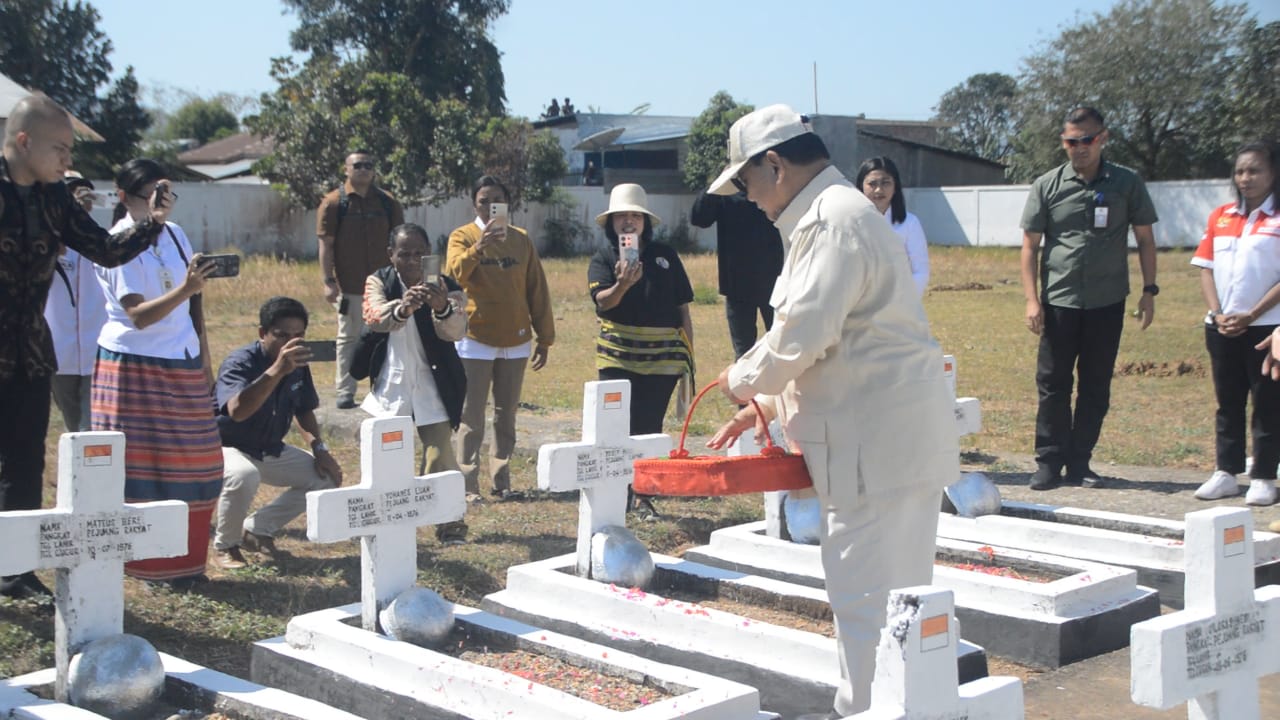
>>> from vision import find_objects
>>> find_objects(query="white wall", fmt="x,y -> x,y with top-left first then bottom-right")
905,179 -> 1234,249
88,177 -> 1232,257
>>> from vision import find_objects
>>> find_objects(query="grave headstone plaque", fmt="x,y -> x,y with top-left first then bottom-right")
850,586 -> 1024,720
1130,507 -> 1280,719
536,380 -> 671,577
0,432 -> 186,701
306,416 -> 465,632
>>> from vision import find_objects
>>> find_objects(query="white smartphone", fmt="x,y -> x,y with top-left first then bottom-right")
489,202 -> 508,228
420,255 -> 441,286
619,233 -> 639,264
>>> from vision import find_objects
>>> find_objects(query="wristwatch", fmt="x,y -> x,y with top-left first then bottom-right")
312,440 -> 330,453
1142,284 -> 1159,296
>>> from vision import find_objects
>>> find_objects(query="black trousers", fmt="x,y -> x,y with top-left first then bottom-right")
597,368 -> 680,435
1205,323 -> 1280,479
0,372 -> 51,594
0,372 -> 52,513
725,297 -> 775,359
1034,302 -> 1125,471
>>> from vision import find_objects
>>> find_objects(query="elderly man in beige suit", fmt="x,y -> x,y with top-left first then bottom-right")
706,105 -> 959,719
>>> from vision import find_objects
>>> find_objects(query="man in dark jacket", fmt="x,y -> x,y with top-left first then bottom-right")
690,191 -> 785,358
0,95 -> 169,600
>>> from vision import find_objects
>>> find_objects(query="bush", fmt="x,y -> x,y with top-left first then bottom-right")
541,187 -> 591,258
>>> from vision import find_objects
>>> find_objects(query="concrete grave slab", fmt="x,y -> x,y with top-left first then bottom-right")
1131,508 -> 1280,720
851,586 -> 1024,720
684,520 -> 1159,668
482,552 -> 989,718
305,415 -> 466,631
0,656 -> 362,720
256,412 -> 775,719
252,601 -> 775,720
938,500 -> 1280,609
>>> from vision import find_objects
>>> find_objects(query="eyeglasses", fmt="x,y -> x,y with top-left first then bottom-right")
1061,133 -> 1101,147
351,161 -> 375,170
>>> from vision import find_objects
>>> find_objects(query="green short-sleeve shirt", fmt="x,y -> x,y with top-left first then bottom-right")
1020,159 -> 1158,309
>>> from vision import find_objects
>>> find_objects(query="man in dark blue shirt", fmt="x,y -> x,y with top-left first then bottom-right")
213,297 -> 344,568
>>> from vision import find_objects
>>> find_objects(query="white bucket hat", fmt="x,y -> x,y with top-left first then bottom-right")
595,183 -> 662,227
707,104 -> 812,196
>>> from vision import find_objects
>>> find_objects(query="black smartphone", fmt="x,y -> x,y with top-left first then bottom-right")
199,254 -> 240,278
298,340 -> 337,361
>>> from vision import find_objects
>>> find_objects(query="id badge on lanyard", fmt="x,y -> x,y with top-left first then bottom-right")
1092,191 -> 1108,229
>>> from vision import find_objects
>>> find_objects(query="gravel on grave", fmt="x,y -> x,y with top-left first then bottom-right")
438,627 -> 678,711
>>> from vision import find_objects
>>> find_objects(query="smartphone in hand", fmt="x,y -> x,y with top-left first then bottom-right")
199,253 -> 241,278
420,254 -> 441,286
619,233 -> 639,264
298,339 -> 336,362
489,202 -> 508,228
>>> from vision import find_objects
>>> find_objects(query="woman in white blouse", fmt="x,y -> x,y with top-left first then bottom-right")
856,156 -> 929,296
92,158 -> 223,586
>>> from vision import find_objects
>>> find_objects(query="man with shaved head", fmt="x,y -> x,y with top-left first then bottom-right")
0,95 -> 171,600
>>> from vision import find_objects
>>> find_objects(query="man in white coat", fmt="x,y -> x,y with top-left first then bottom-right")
706,105 -> 959,719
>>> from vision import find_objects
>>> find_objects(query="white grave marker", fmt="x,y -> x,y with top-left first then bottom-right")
305,416 -> 465,632
851,586 -> 1024,720
536,380 -> 671,577
0,432 -> 187,701
1131,507 -> 1280,719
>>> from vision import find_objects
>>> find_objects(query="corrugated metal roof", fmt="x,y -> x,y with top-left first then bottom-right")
572,113 -> 693,148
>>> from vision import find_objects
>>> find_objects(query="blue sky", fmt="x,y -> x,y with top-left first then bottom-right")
90,0 -> 1280,121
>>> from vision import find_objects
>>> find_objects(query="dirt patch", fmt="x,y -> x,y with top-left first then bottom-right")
650,581 -> 836,638
1114,358 -> 1206,377
437,626 -> 679,711
931,281 -> 994,292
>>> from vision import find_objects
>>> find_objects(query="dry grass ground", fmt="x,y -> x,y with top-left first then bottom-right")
1,245 -> 1215,685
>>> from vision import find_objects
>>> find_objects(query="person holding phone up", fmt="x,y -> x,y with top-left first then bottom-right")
92,158 -> 225,586
446,176 -> 555,500
588,184 -> 695,473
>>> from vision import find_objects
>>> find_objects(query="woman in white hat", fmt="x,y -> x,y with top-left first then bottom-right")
588,183 -> 695,444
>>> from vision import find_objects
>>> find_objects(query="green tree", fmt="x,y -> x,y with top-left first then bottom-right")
1227,21 -> 1280,147
282,0 -> 509,115
1010,0 -> 1248,182
683,91 -> 753,192
524,130 -> 567,204
0,0 -> 150,176
167,98 -> 240,144
932,72 -> 1018,165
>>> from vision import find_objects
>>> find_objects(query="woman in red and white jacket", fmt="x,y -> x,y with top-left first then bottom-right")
1191,141 -> 1280,506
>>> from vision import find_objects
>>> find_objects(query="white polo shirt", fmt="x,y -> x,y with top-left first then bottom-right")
44,248 -> 108,375
96,218 -> 201,359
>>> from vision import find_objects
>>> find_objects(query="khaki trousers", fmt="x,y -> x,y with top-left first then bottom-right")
334,292 -> 365,403
455,356 -> 527,494
51,373 -> 93,432
215,445 -> 337,550
823,483 -> 941,716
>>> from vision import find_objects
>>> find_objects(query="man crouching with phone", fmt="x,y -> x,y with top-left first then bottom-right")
212,296 -> 344,569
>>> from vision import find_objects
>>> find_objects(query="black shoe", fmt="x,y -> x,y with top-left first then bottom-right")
1067,466 -> 1103,488
490,488 -> 524,502
336,398 -> 357,409
1029,464 -> 1060,491
0,572 -> 53,601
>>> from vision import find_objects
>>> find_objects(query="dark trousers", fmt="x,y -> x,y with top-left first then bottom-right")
1205,324 -> 1280,479
1034,302 -> 1125,471
0,372 -> 51,594
725,297 -> 775,359
598,368 -> 680,435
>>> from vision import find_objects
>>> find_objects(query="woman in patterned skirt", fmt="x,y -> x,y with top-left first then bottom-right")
91,158 -> 223,585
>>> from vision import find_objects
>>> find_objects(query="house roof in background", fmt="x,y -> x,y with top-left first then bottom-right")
857,128 -> 1006,169
0,72 -> 104,142
537,112 -> 694,149
176,132 -> 274,164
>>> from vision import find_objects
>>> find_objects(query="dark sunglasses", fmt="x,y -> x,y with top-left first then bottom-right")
351,161 -> 375,170
731,174 -> 747,193
1061,133 -> 1101,147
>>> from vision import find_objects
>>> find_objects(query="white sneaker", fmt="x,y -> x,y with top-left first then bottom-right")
1245,479 -> 1277,506
1195,471 -> 1239,500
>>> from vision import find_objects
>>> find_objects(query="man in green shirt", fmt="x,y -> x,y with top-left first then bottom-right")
1019,107 -> 1159,491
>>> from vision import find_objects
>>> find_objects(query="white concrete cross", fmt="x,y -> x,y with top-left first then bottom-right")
851,586 -> 1024,720
1131,507 -> 1280,719
0,432 -> 187,701
536,380 -> 671,578
306,416 -> 465,632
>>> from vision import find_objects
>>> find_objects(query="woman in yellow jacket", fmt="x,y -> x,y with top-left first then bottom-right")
445,175 -> 555,499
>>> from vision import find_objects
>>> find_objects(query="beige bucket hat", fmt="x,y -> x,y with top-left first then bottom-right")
595,183 -> 662,227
